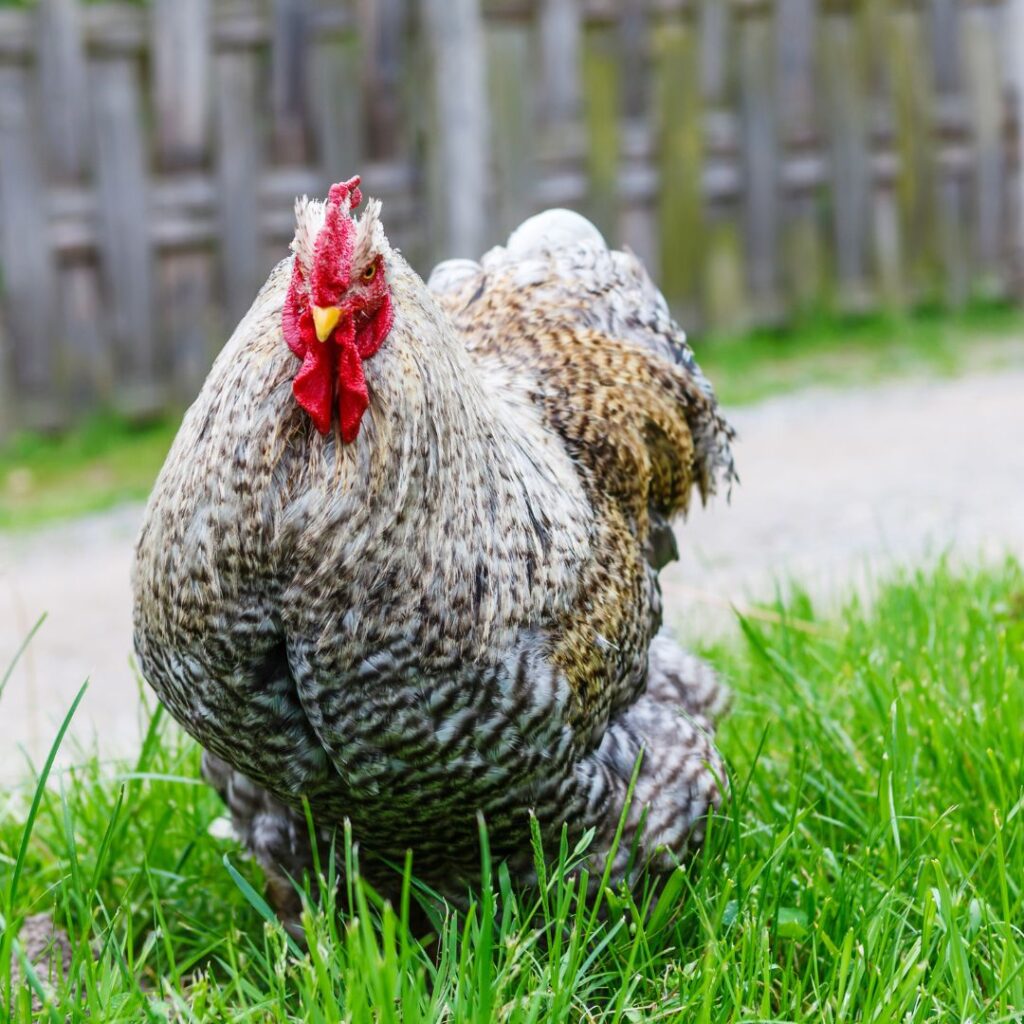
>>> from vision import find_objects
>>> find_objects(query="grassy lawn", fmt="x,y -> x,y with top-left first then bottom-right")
1,306 -> 1022,531
2,560 -> 1021,1021
696,303 -> 1024,406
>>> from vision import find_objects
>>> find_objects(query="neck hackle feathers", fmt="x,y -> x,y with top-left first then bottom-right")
283,176 -> 394,441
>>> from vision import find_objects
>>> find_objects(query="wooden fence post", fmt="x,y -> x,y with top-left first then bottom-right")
736,0 -> 781,325
653,0 -> 702,326
1008,0 -> 1024,297
962,0 -> 1007,297
487,12 -> 536,244
421,0 -> 488,259
37,0 -> 109,412
582,6 -> 621,243
0,60 -> 61,430
271,0 -> 313,165
152,0 -> 213,400
821,0 -> 872,313
883,0 -> 938,309
698,0 -> 747,333
216,35 -> 264,327
91,46 -> 160,416
310,0 -> 364,187
931,0 -> 970,308
776,0 -> 824,318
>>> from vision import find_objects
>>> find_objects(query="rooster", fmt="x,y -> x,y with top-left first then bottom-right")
132,177 -> 735,934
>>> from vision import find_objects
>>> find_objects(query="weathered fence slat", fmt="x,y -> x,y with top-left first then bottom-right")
931,0 -> 970,308
821,1 -> 873,312
700,0 -> 746,332
153,0 -> 210,169
582,12 -> 621,243
309,0 -> 364,187
885,2 -> 937,308
91,51 -> 160,414
1009,0 -> 1024,296
216,41 -> 264,326
737,0 -> 781,324
963,2 -> 1007,297
0,63 -> 62,429
272,0 -> 313,165
776,0 -> 824,316
654,3 -> 702,325
422,0 -> 487,259
36,0 -> 109,411
486,16 -> 536,244
152,0 -> 213,400
36,0 -> 88,180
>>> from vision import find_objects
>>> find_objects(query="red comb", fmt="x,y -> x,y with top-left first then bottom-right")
310,175 -> 363,307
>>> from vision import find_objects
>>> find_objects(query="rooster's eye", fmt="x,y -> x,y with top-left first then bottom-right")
362,264 -> 377,282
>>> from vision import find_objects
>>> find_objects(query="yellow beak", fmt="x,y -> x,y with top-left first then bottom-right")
312,305 -> 342,343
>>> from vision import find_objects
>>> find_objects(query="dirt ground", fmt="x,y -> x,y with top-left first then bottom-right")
3,368 -> 1023,780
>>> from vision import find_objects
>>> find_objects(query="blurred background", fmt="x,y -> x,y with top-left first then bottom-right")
0,0 -> 1021,438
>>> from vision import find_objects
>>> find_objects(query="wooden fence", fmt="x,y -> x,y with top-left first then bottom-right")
0,0 -> 1022,434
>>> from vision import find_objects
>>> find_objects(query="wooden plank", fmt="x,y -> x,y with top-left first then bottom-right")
538,0 -> 582,129
62,259 -> 112,410
582,16 -> 621,243
859,0 -> 902,312
421,0 -> 488,259
271,0 -> 312,164
152,0 -> 214,399
618,0 -> 656,271
776,0 -> 824,317
152,0 -> 211,169
160,251 -> 213,401
619,0 -> 650,119
886,2 -> 939,308
737,0 -> 782,325
309,0 -> 364,186
215,45 -> 265,326
1009,0 -> 1024,297
930,0 -> 970,308
699,0 -> 745,332
0,314 -> 8,441
486,19 -> 536,244
963,1 -> 1007,297
820,1 -> 873,313
0,62 -> 62,430
36,0 -> 88,181
91,53 -> 160,415
359,0 -> 407,160
36,0 -> 110,412
535,0 -> 584,242
653,5 -> 702,325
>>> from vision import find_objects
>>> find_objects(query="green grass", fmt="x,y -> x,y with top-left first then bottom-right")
2,560 -> 1022,1021
2,306 -> 1022,532
0,413 -> 180,531
696,303 -> 1024,406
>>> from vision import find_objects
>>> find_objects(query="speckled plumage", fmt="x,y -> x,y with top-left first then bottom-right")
132,196 -> 735,931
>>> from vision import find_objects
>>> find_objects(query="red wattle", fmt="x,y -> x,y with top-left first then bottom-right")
336,339 -> 369,445
282,260 -> 309,358
292,341 -> 335,436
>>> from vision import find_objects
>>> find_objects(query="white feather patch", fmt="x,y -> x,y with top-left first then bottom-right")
506,208 -> 606,257
427,258 -> 482,296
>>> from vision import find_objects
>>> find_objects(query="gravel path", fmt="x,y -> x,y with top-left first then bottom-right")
3,369 -> 1023,780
